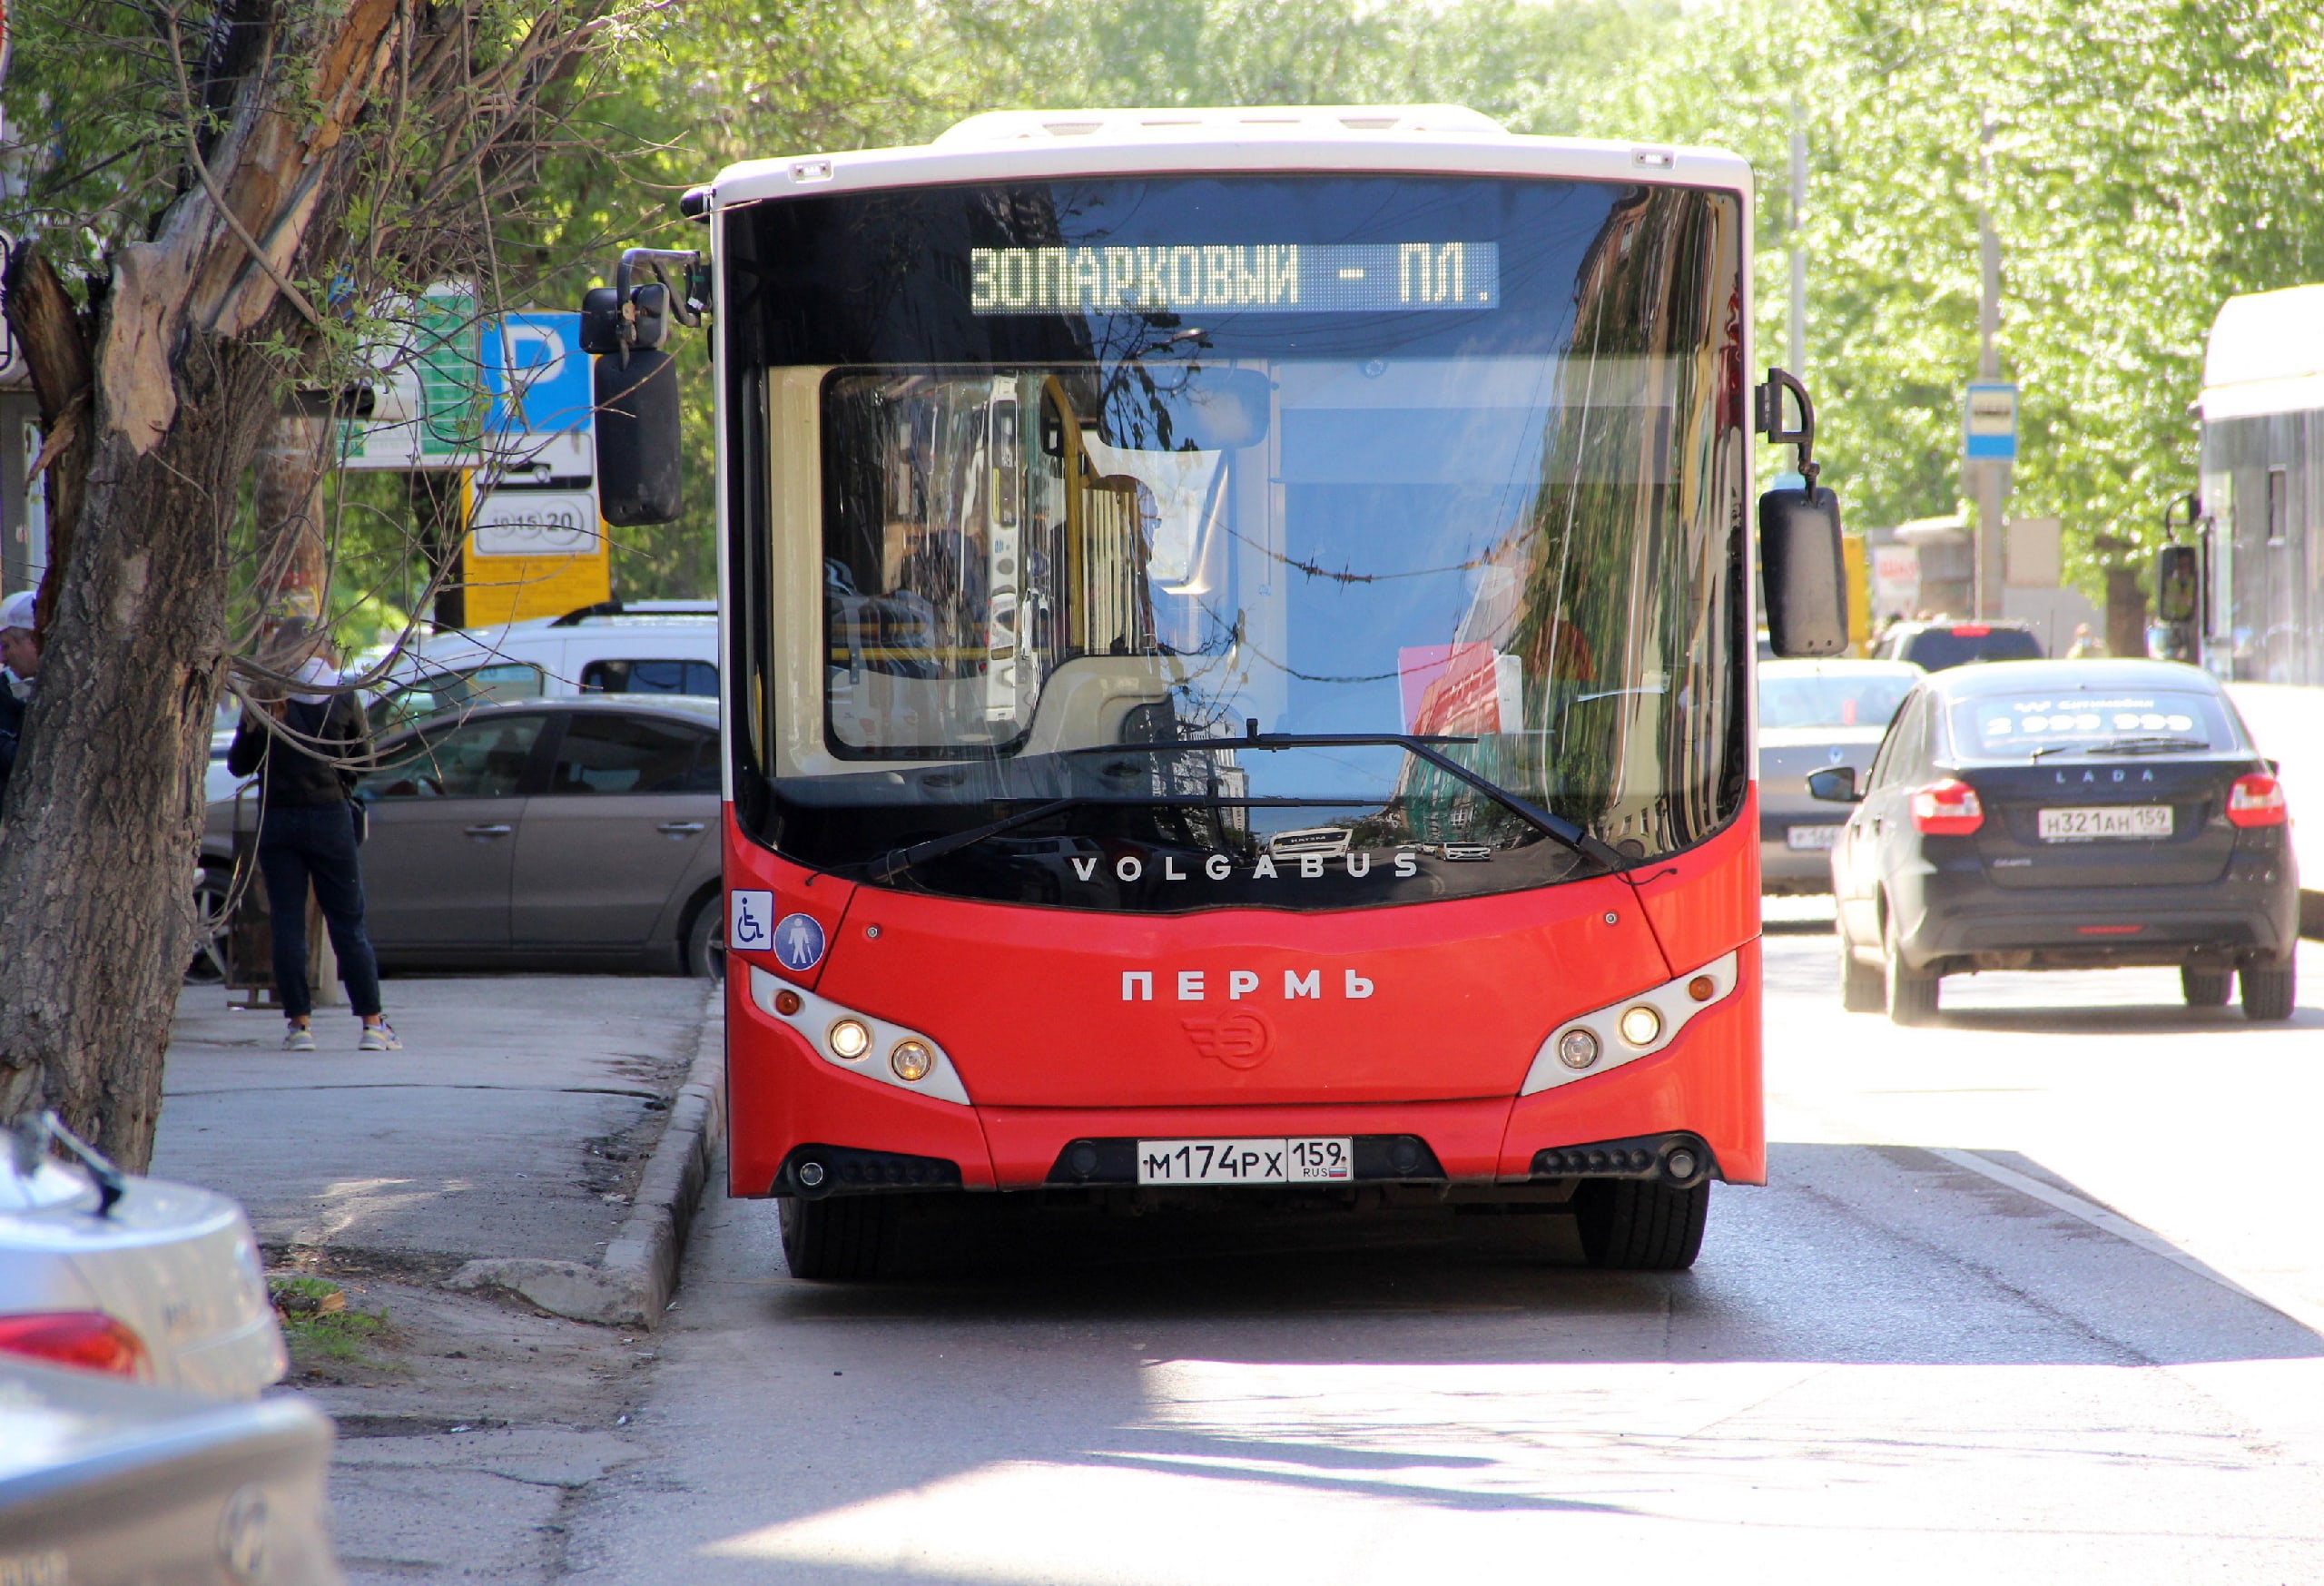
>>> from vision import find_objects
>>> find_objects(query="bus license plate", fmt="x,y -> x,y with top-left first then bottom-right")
1136,1138 -> 1354,1185
1785,824 -> 1843,851
2038,806 -> 2173,842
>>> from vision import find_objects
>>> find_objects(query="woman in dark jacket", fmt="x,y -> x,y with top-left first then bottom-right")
226,627 -> 398,1052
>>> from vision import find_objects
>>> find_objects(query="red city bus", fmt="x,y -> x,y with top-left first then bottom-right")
586,105 -> 1846,1279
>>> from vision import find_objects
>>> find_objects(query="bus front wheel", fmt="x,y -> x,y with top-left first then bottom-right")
780,1195 -> 895,1281
1573,1178 -> 1709,1271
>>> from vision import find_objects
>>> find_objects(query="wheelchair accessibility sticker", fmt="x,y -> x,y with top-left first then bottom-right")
728,891 -> 774,956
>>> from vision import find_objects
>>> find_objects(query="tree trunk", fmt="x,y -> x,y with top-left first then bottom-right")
2105,565 -> 2148,660
0,340 -> 279,1167
409,470 -> 468,630
254,417 -> 330,625
0,0 -> 407,1162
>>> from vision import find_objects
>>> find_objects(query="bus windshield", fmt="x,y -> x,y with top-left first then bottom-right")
725,174 -> 1748,911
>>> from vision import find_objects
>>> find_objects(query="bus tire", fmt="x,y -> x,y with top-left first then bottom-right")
2180,965 -> 2232,1008
2240,959 -> 2297,1022
780,1195 -> 893,1281
1838,929 -> 1885,1012
1574,1178 -> 1708,1271
1884,910 -> 1939,1026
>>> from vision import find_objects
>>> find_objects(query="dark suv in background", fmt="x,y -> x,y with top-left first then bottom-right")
1816,659 -> 2299,1024
1872,619 -> 2045,671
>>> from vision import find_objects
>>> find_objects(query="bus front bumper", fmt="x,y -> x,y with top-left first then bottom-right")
725,942 -> 1767,1197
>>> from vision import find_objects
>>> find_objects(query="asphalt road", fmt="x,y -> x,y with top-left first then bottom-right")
562,923 -> 2324,1584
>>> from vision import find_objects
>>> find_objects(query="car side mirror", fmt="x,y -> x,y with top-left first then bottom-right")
1760,486 -> 1849,657
1807,766 -> 1861,803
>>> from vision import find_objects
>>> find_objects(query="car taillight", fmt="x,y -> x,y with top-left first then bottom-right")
1949,624 -> 1991,636
0,1312 -> 151,1379
2228,772 -> 2289,828
1910,778 -> 1984,835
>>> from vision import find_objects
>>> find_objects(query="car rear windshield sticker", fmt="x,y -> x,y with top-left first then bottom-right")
1964,694 -> 2224,754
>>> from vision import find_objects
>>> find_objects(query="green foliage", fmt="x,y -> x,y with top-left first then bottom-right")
1581,0 -> 2324,599
33,0 -> 2309,612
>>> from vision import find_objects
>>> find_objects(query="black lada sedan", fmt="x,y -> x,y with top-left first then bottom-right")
1813,660 -> 2299,1025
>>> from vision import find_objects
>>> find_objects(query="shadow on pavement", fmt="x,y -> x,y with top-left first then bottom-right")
752,1139 -> 2324,1370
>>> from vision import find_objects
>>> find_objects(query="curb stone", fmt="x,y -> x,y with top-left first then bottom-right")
447,985 -> 724,1329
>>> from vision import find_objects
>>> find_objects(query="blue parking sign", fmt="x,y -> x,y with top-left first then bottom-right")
487,312 -> 594,438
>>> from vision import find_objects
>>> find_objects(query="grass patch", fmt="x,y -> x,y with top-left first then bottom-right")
270,1276 -> 398,1367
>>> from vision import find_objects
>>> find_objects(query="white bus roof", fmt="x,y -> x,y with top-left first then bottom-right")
2201,283 -> 2324,421
701,104 -> 1754,212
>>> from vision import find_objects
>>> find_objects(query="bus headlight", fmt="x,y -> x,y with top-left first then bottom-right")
749,968 -> 971,1108
890,1040 -> 933,1082
1556,1029 -> 1600,1070
1522,951 -> 1739,1096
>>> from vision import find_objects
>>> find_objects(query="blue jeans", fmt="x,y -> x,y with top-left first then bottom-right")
257,803 -> 382,1020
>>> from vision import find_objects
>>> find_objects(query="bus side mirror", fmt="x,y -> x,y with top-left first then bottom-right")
2155,543 -> 2200,625
596,349 -> 682,526
1760,486 -> 1849,657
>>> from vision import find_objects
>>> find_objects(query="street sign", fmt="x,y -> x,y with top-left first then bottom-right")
484,311 -> 594,480
1870,543 -> 1921,618
337,300 -> 596,476
1964,381 -> 2019,462
471,489 -> 598,558
461,478 -> 610,626
337,290 -> 485,469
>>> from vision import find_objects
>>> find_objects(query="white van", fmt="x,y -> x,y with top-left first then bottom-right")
367,600 -> 717,732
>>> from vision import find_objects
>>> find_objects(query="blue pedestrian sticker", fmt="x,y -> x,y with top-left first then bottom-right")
728,891 -> 774,955
773,911 -> 826,972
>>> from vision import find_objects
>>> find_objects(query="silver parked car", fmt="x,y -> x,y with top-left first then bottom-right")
201,696 -> 724,977
0,1357 -> 340,1585
1758,658 -> 1922,893
0,1116 -> 284,1400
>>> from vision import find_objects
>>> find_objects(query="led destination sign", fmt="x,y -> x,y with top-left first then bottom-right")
969,242 -> 1501,315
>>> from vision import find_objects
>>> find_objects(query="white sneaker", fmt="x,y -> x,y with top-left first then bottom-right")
283,1023 -> 317,1052
358,1022 -> 401,1052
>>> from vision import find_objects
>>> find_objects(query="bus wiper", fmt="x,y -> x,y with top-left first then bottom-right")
865,798 -> 1083,883
1069,726 -> 1628,871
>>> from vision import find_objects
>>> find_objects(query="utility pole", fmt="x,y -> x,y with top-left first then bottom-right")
1973,117 -> 2010,619
1788,105 -> 1808,377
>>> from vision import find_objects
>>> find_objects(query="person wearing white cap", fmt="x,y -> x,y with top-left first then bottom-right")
224,618 -> 399,1053
0,589 -> 41,816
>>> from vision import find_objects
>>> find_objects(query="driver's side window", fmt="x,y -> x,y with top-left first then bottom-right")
359,714 -> 547,800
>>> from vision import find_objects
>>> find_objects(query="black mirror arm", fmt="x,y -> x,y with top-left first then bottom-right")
1755,367 -> 1819,490
612,248 -> 709,363
2161,488 -> 2201,543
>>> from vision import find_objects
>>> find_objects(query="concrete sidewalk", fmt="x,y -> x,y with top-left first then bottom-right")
154,975 -> 722,1586
156,976 -> 712,1281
